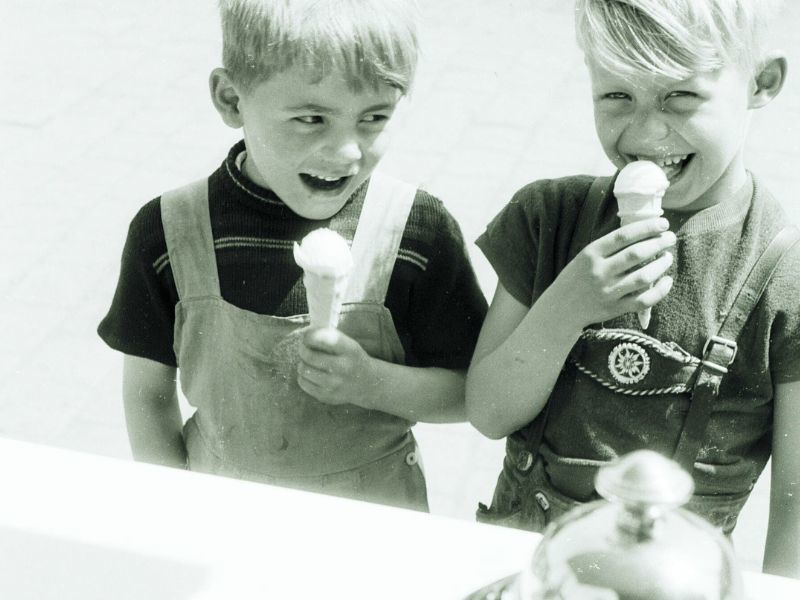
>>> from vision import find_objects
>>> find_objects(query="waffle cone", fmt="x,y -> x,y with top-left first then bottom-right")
617,193 -> 664,330
304,272 -> 349,329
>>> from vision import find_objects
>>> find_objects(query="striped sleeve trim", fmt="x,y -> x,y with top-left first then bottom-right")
397,248 -> 429,271
154,238 -> 428,274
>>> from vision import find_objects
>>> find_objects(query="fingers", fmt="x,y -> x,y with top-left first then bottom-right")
298,361 -> 328,385
605,231 -> 676,275
608,251 -> 674,298
623,274 -> 674,313
297,368 -> 326,398
594,218 -> 671,258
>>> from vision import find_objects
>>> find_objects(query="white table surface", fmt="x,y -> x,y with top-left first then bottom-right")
0,437 -> 797,599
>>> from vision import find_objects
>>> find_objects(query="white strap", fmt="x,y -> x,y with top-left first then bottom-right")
345,172 -> 417,303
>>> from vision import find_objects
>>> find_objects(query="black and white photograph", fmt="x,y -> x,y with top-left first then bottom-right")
1,1 -> 799,597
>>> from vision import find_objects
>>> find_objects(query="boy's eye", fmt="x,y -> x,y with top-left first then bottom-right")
602,92 -> 630,100
664,91 -> 701,110
294,115 -> 323,125
361,114 -> 390,124
666,91 -> 696,99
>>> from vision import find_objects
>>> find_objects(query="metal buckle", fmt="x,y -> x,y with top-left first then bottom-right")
701,360 -> 728,375
702,336 -> 738,364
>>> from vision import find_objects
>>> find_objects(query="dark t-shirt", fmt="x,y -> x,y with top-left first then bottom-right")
99,141 -> 488,370
477,174 -> 800,494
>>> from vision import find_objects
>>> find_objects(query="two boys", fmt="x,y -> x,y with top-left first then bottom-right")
99,0 -> 800,580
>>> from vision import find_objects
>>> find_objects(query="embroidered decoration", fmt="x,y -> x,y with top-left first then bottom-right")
608,342 -> 651,384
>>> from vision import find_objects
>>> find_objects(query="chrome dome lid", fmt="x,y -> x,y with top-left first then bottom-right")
519,450 -> 744,600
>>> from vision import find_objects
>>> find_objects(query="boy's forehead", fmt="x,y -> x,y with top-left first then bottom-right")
251,65 -> 402,109
586,55 -> 701,89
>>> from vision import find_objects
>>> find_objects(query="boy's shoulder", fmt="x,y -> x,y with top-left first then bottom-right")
742,179 -> 800,306
509,174 -> 598,217
123,195 -> 168,264
403,187 -> 461,244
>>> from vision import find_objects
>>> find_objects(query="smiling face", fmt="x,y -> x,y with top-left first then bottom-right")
235,65 -> 403,220
587,57 -> 755,211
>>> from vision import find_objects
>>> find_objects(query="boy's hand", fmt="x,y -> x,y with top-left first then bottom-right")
297,328 -> 378,407
551,217 -> 676,327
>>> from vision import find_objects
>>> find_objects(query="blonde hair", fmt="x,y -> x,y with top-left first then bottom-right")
575,0 -> 783,79
219,0 -> 419,93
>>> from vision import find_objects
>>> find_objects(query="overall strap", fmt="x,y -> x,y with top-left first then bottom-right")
518,176 -> 613,465
673,225 -> 800,470
160,178 -> 221,300
344,171 -> 417,304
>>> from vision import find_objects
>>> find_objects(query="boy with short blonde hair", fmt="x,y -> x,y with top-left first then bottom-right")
100,0 -> 487,511
468,0 -> 800,578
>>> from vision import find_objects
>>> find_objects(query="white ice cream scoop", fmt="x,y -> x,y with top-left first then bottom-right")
293,228 -> 353,329
614,161 -> 670,329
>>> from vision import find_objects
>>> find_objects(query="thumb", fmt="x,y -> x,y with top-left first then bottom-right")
303,327 -> 344,354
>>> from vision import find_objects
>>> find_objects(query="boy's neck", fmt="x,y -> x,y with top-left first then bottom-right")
663,172 -> 753,233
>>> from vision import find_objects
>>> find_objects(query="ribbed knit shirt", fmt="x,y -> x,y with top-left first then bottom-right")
99,140 -> 487,369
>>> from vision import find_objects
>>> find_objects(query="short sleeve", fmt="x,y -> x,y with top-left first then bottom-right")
476,190 -> 538,306
97,199 -> 180,367
404,200 -> 488,370
766,244 -> 800,383
476,177 -> 595,307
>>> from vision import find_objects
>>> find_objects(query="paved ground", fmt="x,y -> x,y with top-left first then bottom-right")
3,0 -> 800,573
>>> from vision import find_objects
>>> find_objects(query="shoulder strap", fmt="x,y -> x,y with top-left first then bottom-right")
673,225 -> 800,470
160,178 -> 221,300
519,176 -> 613,460
344,171 -> 417,303
567,176 -> 614,261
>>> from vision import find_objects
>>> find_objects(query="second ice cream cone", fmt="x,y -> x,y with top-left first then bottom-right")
614,161 -> 669,330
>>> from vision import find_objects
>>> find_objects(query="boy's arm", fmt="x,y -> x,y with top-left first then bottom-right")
466,219 -> 676,439
122,354 -> 187,469
763,380 -> 800,579
297,329 -> 466,423
465,281 -> 584,438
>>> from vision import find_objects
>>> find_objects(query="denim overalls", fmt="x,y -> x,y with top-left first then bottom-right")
161,172 -> 428,511
478,177 -> 800,534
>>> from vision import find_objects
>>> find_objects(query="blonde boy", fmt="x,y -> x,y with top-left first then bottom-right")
467,0 -> 800,578
99,0 -> 487,511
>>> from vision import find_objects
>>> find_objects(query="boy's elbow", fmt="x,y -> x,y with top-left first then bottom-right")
465,382 -> 509,440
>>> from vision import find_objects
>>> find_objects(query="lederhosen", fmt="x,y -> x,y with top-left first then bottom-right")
477,176 -> 800,534
161,172 -> 429,511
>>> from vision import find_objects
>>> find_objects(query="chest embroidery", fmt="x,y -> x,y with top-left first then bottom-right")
608,342 -> 651,384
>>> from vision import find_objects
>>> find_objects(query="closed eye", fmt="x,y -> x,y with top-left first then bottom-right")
666,91 -> 697,98
294,115 -> 323,125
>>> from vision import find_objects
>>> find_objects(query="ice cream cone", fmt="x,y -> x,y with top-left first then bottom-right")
614,161 -> 669,330
293,228 -> 353,330
302,271 -> 349,329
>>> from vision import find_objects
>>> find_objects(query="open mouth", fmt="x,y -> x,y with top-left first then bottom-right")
299,173 -> 352,192
640,154 -> 694,182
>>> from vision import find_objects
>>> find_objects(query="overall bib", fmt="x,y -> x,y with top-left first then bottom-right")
478,177 -> 800,534
161,173 -> 429,511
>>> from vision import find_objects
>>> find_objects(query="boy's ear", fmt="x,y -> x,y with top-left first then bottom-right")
209,68 -> 245,128
749,53 -> 787,109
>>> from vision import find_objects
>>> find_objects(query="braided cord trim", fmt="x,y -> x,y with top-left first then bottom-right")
573,362 -> 691,396
582,329 -> 700,365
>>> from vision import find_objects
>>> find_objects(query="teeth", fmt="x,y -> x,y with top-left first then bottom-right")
307,173 -> 347,182
639,155 -> 688,167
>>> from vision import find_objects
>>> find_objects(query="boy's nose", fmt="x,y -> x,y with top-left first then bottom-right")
624,109 -> 671,147
322,135 -> 363,164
